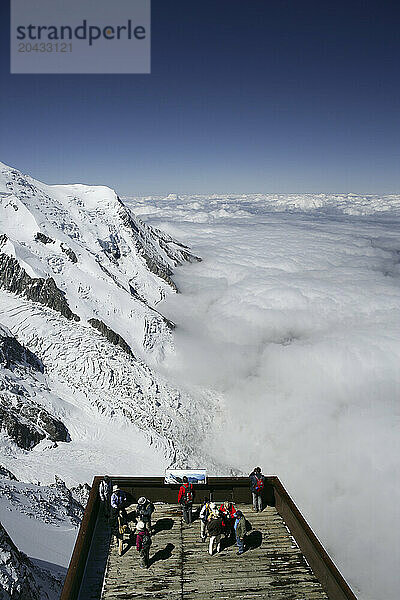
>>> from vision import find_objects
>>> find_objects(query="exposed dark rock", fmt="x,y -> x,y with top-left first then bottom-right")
60,242 -> 78,263
0,406 -> 44,450
0,322 -> 71,451
0,522 -> 43,600
159,238 -> 202,264
88,318 -> 134,357
129,283 -> 148,304
0,403 -> 70,450
0,333 -> 44,373
0,252 -> 80,322
116,198 -> 180,290
0,464 -> 18,480
35,232 -> 54,245
117,197 -> 139,232
70,482 -> 91,508
163,316 -> 175,331
98,236 -> 121,262
141,253 -> 178,292
34,409 -> 71,443
116,199 -> 202,293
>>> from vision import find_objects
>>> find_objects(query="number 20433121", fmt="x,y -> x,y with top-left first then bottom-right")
18,42 -> 73,52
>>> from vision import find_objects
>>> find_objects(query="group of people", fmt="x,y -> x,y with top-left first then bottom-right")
99,466 -> 266,566
99,476 -> 155,567
177,468 -> 266,556
199,498 -> 247,555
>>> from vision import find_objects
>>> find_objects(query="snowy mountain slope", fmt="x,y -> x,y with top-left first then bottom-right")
0,161 -> 214,481
0,296 -> 218,474
0,161 -> 200,363
0,324 -> 70,451
0,473 -> 84,570
0,520 -> 61,600
0,162 -> 221,595
0,469 -> 85,600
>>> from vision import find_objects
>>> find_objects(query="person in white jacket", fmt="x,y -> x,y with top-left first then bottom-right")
99,475 -> 112,518
199,497 -> 211,542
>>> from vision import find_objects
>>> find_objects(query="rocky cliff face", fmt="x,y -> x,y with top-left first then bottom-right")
0,472 -> 84,600
0,325 -> 43,372
0,251 -> 80,322
0,522 -> 45,600
116,195 -> 201,292
0,325 -> 70,450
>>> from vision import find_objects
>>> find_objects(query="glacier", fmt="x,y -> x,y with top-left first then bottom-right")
0,161 -> 222,597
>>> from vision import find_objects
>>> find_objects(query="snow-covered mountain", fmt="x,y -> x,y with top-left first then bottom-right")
0,162 -> 222,594
0,323 -> 70,452
0,162 -> 201,362
0,161 -> 216,476
0,519 -> 61,600
0,468 -> 87,600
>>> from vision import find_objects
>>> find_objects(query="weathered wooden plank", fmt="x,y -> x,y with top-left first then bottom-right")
100,503 -> 329,600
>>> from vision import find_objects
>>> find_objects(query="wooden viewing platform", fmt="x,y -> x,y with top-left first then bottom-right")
61,477 -> 358,600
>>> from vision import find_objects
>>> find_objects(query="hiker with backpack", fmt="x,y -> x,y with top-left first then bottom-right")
219,501 -> 237,540
249,466 -> 266,512
110,485 -> 128,526
178,476 -> 194,525
135,520 -> 152,568
234,510 -> 247,555
136,497 -> 155,532
206,507 -> 224,555
199,497 -> 211,542
116,512 -> 131,556
99,475 -> 112,518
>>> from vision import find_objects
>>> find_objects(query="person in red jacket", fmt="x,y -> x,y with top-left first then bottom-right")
219,501 -> 236,539
178,476 -> 194,525
249,466 -> 266,512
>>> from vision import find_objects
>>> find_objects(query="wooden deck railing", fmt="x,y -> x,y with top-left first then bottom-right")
60,476 -> 357,600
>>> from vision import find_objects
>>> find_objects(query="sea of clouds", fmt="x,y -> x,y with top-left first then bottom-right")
126,193 -> 400,600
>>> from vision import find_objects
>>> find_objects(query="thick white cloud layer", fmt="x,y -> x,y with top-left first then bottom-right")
126,194 -> 400,600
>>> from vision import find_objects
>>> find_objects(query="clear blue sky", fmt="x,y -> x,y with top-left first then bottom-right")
1,1 -> 399,194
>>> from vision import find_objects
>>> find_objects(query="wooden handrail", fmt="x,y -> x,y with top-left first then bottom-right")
60,475 -> 358,600
272,476 -> 358,600
60,476 -> 102,600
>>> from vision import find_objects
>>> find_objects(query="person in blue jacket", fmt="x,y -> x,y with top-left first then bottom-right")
234,510 -> 246,555
249,466 -> 265,512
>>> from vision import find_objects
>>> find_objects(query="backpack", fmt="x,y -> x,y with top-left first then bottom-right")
138,501 -> 154,519
200,502 -> 210,522
142,533 -> 152,550
113,490 -> 126,507
183,484 -> 193,504
254,477 -> 264,493
118,514 -> 130,535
